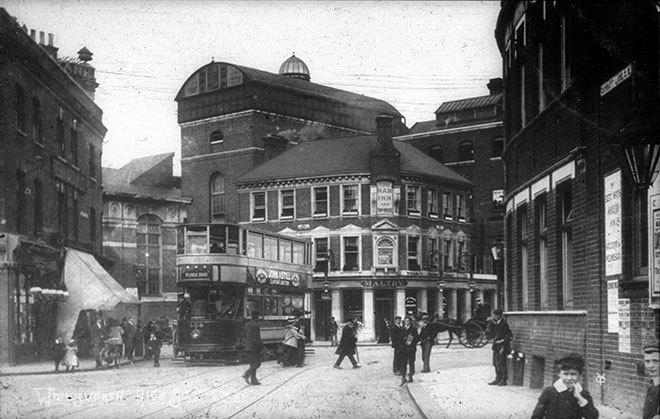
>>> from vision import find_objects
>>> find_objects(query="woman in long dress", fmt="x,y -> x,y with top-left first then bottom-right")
61,340 -> 79,372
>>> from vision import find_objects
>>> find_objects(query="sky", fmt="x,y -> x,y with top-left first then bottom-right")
4,1 -> 503,173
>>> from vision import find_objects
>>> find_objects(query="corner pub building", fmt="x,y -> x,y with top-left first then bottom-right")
176,56 -> 498,341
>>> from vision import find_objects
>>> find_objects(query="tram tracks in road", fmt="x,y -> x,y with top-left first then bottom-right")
136,363 -> 327,419
26,362 -> 229,419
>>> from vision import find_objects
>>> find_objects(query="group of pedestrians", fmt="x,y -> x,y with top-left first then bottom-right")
88,316 -> 166,369
278,313 -> 307,368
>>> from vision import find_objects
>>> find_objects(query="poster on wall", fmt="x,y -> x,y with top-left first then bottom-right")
607,280 -> 619,332
604,171 -> 622,277
618,298 -> 631,353
641,303 -> 657,346
653,208 -> 660,297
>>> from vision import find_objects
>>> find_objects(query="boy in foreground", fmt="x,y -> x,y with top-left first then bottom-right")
531,353 -> 599,419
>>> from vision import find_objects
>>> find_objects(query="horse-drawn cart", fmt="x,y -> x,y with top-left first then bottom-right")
430,318 -> 490,348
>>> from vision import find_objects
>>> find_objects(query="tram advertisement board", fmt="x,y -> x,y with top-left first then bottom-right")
250,267 -> 303,288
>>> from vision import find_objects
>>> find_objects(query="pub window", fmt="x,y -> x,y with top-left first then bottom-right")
314,237 -> 329,273
342,185 -> 359,215
280,189 -> 295,219
136,214 -> 162,296
313,186 -> 328,217
407,185 -> 420,216
458,141 -> 474,162
427,189 -> 438,218
342,236 -> 360,271
210,173 -> 226,221
376,237 -> 395,267
407,236 -> 421,271
443,238 -> 453,270
15,84 -> 26,133
443,192 -> 453,220
456,193 -> 466,222
252,192 -> 266,221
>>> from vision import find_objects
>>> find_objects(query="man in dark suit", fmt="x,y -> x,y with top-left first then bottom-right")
90,315 -> 105,368
390,316 -> 404,375
418,314 -> 435,373
487,308 -> 513,386
242,311 -> 263,385
122,317 -> 137,364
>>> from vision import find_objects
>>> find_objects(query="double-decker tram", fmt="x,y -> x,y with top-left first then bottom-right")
174,223 -> 313,362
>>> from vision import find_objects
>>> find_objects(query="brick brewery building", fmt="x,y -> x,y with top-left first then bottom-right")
396,78 -> 505,305
102,153 -> 191,321
0,8 -> 137,365
175,56 -> 493,341
496,0 -> 659,414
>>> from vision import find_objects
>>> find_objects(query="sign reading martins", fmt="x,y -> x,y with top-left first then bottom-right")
360,279 -> 408,288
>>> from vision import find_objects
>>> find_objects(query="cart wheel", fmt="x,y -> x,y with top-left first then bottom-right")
460,322 -> 484,348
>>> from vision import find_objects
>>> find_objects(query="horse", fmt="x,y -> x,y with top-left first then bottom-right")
427,320 -> 463,348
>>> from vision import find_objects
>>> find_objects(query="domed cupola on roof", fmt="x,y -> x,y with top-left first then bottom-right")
279,54 -> 310,81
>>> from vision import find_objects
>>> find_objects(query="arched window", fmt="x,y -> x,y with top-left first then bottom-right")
15,84 -> 26,133
210,173 -> 226,221
136,214 -> 162,296
210,130 -> 224,144
492,137 -> 504,158
376,237 -> 395,266
429,145 -> 443,162
458,141 -> 474,162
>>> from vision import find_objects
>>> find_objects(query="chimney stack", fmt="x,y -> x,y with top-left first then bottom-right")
43,33 -> 58,58
39,31 -> 45,45
370,115 -> 401,184
262,135 -> 289,161
487,78 -> 503,95
30,29 -> 36,41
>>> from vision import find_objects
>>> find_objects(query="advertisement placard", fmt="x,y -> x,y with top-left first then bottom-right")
604,171 -> 622,276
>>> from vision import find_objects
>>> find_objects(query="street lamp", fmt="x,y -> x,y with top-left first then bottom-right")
608,112 -> 660,190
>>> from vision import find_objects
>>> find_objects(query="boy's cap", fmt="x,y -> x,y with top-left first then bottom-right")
394,316 -> 402,320
420,315 -> 430,320
643,341 -> 659,354
557,353 -> 585,372
493,308 -> 504,315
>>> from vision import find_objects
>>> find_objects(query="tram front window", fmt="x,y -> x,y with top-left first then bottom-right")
186,226 -> 208,254
209,225 -> 226,254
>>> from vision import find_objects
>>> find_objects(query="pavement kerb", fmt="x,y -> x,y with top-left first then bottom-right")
406,381 -> 450,419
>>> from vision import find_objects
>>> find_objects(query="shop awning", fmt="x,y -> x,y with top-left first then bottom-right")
57,248 -> 140,340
